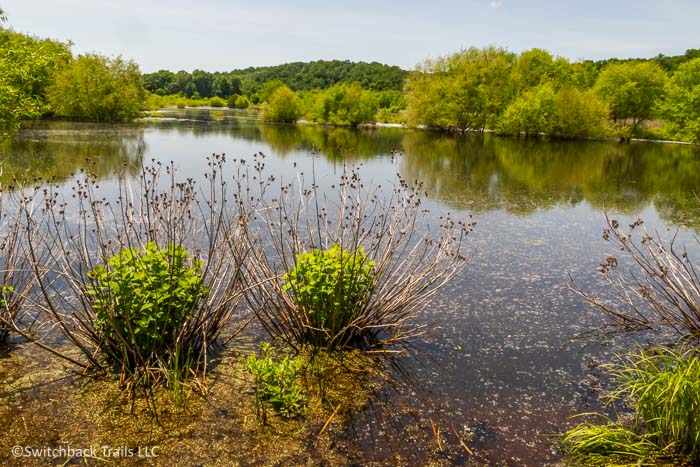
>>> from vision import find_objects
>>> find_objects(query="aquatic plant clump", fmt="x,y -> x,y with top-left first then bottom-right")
87,242 -> 207,369
241,158 -> 475,350
283,245 -> 374,342
573,216 -> 700,338
563,347 -> 700,465
16,155 -> 250,391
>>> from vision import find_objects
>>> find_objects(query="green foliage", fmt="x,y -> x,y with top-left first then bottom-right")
496,84 -> 558,136
553,85 -> 608,138
283,245 -> 374,340
594,61 -> 667,133
143,92 -> 210,111
87,242 -> 207,368
48,53 -> 145,121
227,94 -> 250,109
511,48 -> 560,92
562,419 -> 659,465
658,57 -> 700,142
245,343 -> 306,420
142,60 -> 406,98
304,83 -> 380,126
0,28 -> 71,135
405,46 -> 515,130
261,85 -> 301,123
563,348 -> 700,465
209,96 -> 226,107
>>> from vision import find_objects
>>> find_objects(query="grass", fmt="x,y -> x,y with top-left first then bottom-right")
562,347 -> 700,465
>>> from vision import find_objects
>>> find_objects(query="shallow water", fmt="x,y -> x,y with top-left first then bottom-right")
2,110 -> 700,465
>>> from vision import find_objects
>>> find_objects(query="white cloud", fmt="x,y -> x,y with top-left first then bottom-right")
489,1 -> 503,8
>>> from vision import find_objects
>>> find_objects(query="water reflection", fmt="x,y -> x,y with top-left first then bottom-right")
399,131 -> 700,227
0,121 -> 145,185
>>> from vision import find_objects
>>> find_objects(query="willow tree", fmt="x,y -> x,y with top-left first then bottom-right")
48,54 -> 145,122
594,61 -> 667,134
0,28 -> 72,135
658,58 -> 700,142
405,46 -> 515,131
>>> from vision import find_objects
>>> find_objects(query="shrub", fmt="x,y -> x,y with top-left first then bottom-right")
234,95 -> 250,109
573,217 -> 700,338
563,347 -> 700,465
0,184 -> 35,345
48,53 -> 145,122
209,96 -> 226,108
21,156 -> 249,391
227,94 -> 250,109
87,242 -> 207,368
283,245 -> 374,341
242,165 -> 475,350
261,85 -> 301,123
245,343 -> 306,421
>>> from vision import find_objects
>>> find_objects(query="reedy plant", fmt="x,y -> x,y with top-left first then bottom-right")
14,155 -> 251,391
241,157 -> 475,351
562,347 -> 700,465
573,216 -> 700,338
0,171 -> 36,345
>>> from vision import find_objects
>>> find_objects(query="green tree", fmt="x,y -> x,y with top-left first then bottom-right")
594,61 -> 667,134
405,47 -> 515,130
0,28 -> 72,135
553,85 -> 608,138
48,54 -> 145,121
658,57 -> 700,142
404,60 -> 454,128
261,85 -> 301,123
304,83 -> 378,126
511,48 -> 557,92
496,83 -> 558,136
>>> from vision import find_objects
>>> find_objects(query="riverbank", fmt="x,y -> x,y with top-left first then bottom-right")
141,107 -> 700,147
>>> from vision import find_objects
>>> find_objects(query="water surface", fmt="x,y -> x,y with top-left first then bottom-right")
2,110 -> 699,464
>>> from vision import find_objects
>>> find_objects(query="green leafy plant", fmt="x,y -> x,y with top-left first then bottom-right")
87,242 -> 207,370
562,347 -> 700,465
283,245 -> 374,344
209,96 -> 226,107
245,343 -> 306,421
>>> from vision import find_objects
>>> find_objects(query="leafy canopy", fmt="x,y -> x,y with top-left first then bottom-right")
48,53 -> 145,121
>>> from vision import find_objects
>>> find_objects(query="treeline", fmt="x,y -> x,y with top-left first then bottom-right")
261,82 -> 404,125
142,60 -> 406,102
404,47 -> 700,142
0,14 -> 146,134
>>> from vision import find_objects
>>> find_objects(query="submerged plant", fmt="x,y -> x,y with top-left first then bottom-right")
562,347 -> 700,465
242,159 -> 475,350
282,245 -> 374,344
245,343 -> 306,422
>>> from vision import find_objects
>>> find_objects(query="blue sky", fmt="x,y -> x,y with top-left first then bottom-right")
4,0 -> 699,72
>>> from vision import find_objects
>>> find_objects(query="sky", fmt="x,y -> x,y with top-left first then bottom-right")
4,0 -> 699,73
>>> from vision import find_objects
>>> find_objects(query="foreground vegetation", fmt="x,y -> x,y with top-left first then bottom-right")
565,217 -> 700,465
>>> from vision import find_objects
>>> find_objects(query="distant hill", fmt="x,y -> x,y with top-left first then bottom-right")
143,60 -> 408,99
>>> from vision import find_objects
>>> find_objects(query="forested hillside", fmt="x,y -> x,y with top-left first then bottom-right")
143,60 -> 406,102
